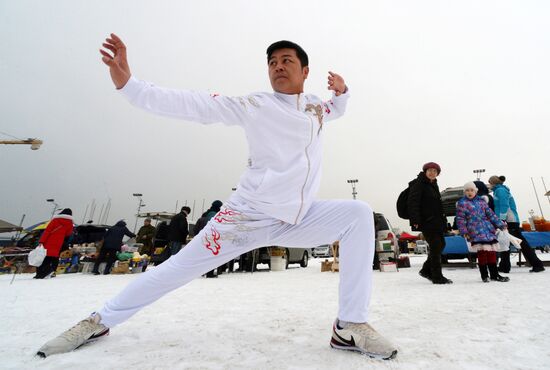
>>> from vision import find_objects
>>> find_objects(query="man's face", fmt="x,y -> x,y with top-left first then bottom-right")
144,220 -> 151,226
268,48 -> 309,94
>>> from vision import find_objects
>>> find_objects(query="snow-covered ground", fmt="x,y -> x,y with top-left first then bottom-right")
2,252 -> 549,370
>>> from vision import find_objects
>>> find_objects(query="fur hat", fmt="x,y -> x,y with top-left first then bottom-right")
463,181 -> 478,191
422,162 -> 441,174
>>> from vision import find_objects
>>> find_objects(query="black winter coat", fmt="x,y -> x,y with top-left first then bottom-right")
168,212 -> 189,242
103,221 -> 136,250
407,172 -> 447,233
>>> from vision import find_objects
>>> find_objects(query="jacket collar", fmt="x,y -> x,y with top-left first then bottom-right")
462,195 -> 479,202
274,91 -> 305,110
417,171 -> 437,184
52,214 -> 73,221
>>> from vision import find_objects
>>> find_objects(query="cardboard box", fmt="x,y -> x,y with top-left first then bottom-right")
377,252 -> 394,261
112,261 -> 129,274
321,260 -> 333,272
380,262 -> 397,272
270,247 -> 286,257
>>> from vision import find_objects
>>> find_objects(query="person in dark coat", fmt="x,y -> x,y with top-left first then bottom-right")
34,208 -> 74,279
93,220 -> 135,275
408,162 -> 453,284
136,218 -> 156,255
194,200 -> 224,278
489,175 -> 545,273
167,206 -> 191,255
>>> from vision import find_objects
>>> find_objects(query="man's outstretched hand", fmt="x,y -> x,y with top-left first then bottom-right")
100,33 -> 131,89
327,71 -> 347,96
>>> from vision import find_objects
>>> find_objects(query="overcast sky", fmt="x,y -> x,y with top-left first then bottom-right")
1,0 -> 549,232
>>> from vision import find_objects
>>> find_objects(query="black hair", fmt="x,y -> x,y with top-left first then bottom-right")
266,40 -> 308,67
181,206 -> 191,214
499,176 -> 506,183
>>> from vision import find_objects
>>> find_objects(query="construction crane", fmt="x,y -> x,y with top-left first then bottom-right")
0,138 -> 43,150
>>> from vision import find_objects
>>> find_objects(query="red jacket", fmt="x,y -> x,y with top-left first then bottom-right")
39,215 -> 74,257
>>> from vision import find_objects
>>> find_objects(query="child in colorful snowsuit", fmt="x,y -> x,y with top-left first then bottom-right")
456,182 -> 509,282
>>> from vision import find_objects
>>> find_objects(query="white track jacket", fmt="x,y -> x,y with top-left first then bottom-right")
120,76 -> 349,224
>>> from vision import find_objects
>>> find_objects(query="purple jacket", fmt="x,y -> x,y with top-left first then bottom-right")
456,196 -> 504,243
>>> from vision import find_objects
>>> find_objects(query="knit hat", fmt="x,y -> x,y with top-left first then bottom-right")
422,162 -> 441,174
488,175 -> 504,185
463,182 -> 478,191
59,208 -> 72,216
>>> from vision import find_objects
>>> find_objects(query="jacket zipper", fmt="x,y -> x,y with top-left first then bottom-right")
294,94 -> 314,224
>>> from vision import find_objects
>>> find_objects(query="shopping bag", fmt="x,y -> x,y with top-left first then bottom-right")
508,233 -> 523,249
465,240 -> 476,253
496,229 -> 511,252
28,244 -> 47,266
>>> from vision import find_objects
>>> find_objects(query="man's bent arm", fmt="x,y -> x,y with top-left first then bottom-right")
322,88 -> 350,123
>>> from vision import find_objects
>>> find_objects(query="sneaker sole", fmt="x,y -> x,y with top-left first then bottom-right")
330,339 -> 397,360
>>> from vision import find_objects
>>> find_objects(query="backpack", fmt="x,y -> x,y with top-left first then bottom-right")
396,186 -> 411,219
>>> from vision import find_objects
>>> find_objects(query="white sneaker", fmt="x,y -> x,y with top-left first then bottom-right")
331,319 -> 397,359
36,313 -> 109,358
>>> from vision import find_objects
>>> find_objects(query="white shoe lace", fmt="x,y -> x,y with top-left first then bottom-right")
345,323 -> 381,341
60,317 -> 102,344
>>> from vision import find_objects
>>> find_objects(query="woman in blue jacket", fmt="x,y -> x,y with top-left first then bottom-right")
489,176 -> 545,273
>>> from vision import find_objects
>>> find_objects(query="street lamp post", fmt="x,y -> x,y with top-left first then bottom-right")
347,179 -> 359,200
132,193 -> 145,233
473,169 -> 485,181
46,199 -> 59,219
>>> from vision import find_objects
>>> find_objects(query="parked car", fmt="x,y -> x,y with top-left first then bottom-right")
374,212 -> 398,251
15,229 -> 43,249
241,246 -> 312,271
440,186 -> 464,217
312,244 -> 332,258
373,212 -> 399,270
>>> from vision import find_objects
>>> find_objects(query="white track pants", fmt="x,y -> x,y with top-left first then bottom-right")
98,197 -> 375,327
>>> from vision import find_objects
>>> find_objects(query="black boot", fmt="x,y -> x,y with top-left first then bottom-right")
418,269 -> 432,281
479,264 -> 490,283
497,251 -> 511,273
432,276 -> 453,284
489,264 -> 509,282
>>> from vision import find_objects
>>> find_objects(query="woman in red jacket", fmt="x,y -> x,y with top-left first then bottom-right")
34,208 -> 74,279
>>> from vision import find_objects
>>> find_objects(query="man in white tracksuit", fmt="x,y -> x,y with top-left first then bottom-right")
37,34 -> 397,360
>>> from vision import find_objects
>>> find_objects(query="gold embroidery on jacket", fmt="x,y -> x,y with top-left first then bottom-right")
247,97 -> 260,107
305,103 -> 324,134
